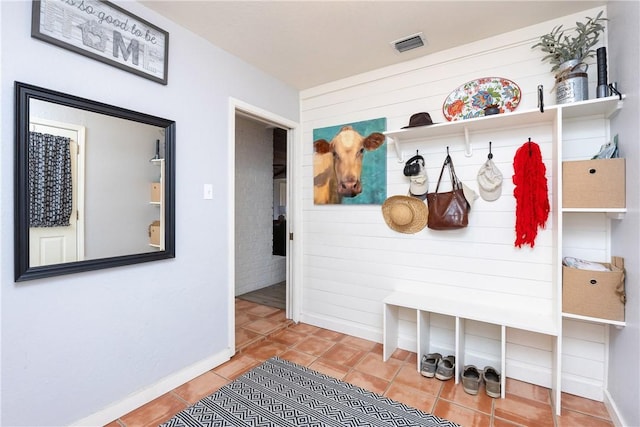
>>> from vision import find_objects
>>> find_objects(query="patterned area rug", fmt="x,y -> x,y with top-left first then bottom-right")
162,356 -> 460,427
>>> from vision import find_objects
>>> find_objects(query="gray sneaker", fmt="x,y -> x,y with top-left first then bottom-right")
435,355 -> 455,381
420,353 -> 441,378
461,365 -> 481,395
483,366 -> 501,398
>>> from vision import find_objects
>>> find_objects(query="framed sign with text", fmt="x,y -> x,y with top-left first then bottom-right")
31,0 -> 169,85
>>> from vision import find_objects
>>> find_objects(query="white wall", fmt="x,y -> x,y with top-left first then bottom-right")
0,1 -> 298,425
607,1 -> 640,426
235,116 -> 286,296
299,4 -> 634,409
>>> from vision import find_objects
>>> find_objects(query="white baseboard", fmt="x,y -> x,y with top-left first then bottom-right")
70,348 -> 233,427
299,313 -> 382,343
603,389 -> 627,427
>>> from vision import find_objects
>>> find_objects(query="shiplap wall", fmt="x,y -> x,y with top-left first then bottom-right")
299,7 -> 610,400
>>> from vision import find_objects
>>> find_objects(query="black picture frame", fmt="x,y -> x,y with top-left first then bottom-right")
31,0 -> 169,85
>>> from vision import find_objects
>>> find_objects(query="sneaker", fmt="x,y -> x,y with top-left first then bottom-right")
483,366 -> 501,398
420,353 -> 441,378
461,365 -> 481,395
435,355 -> 455,381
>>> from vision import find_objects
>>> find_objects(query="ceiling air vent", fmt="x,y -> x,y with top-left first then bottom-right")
392,32 -> 426,53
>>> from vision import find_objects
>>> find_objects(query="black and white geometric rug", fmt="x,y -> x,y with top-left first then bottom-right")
161,356 -> 460,427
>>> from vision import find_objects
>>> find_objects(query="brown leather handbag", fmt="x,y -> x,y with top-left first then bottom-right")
426,153 -> 470,230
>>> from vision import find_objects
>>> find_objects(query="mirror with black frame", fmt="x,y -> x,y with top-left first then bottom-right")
14,81 -> 175,281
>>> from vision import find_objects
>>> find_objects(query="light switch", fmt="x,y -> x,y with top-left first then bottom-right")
203,184 -> 213,199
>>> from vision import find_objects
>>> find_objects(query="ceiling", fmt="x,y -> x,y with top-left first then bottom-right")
141,1 -> 606,90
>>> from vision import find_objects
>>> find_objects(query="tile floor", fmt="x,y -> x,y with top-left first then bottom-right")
106,299 -> 614,427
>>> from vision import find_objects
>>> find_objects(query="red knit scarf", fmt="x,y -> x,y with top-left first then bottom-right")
513,140 -> 549,248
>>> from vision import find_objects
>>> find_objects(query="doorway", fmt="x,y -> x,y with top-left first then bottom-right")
234,119 -> 287,308
228,98 -> 298,354
28,118 -> 85,266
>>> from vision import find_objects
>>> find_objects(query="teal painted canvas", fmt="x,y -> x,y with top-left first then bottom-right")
313,118 -> 387,205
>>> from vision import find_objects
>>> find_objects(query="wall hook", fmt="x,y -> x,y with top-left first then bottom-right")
488,141 -> 493,160
528,137 -> 532,156
608,83 -> 622,100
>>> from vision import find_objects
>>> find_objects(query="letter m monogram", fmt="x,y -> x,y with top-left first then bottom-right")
113,31 -> 139,65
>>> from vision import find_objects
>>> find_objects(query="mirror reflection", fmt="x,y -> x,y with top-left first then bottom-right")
15,82 -> 175,281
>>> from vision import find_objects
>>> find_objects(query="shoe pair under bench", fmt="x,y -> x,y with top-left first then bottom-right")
420,353 -> 454,381
420,353 -> 501,397
462,365 -> 501,398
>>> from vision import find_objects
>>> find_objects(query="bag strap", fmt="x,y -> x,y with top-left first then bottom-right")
434,154 -> 462,193
434,155 -> 449,193
448,156 -> 462,189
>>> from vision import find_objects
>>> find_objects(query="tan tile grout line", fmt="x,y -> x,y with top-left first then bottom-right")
237,322 -> 294,351
169,390 -> 191,408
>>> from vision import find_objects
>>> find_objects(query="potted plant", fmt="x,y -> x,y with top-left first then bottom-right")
531,11 -> 607,103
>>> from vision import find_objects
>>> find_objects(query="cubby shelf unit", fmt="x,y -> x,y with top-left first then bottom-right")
381,95 -> 626,416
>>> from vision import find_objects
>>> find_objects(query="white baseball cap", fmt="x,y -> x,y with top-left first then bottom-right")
477,158 -> 503,201
462,182 -> 478,209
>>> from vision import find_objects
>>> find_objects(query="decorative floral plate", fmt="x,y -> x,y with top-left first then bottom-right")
442,77 -> 521,121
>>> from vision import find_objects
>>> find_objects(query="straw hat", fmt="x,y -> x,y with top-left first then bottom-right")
381,195 -> 428,234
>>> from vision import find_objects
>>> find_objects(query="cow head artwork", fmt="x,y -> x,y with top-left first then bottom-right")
313,123 -> 386,204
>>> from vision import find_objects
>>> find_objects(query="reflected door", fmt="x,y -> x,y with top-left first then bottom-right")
29,120 -> 85,266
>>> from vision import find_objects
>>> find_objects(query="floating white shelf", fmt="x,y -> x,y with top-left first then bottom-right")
384,95 -> 624,161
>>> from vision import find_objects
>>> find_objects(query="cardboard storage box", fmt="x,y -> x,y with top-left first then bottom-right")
149,220 -> 161,246
150,182 -> 161,203
563,256 -> 625,321
562,158 -> 625,208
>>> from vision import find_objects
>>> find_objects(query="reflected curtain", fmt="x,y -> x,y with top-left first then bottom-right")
29,132 -> 73,227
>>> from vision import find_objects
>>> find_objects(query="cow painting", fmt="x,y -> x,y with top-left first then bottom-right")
313,118 -> 387,205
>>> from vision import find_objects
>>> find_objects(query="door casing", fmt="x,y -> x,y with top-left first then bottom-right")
228,97 -> 299,355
